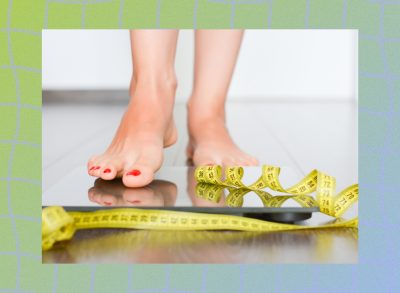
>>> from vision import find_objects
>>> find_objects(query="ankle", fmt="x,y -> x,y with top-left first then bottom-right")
187,102 -> 227,141
130,71 -> 177,99
187,98 -> 226,125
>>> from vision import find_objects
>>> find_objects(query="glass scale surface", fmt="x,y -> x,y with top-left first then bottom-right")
42,166 -> 319,223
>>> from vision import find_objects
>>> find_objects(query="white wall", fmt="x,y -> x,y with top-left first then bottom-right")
43,29 -> 357,101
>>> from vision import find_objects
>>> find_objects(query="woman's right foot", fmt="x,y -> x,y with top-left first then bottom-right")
87,77 -> 177,188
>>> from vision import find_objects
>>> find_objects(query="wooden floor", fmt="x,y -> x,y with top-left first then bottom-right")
42,90 -> 358,263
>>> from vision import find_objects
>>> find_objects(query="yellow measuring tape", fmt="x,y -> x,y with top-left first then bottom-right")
42,165 -> 358,251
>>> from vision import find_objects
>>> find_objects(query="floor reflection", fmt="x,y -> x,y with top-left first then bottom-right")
88,179 -> 177,207
42,228 -> 358,263
86,168 -> 230,208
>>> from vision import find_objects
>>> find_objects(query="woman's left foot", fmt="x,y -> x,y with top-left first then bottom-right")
186,101 -> 258,166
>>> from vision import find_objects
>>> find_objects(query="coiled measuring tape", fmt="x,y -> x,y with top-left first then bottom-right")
42,165 -> 358,251
195,165 -> 358,217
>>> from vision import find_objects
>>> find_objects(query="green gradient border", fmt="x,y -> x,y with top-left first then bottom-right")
1,0 -> 399,292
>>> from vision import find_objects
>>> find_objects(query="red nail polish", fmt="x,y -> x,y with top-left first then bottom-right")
94,166 -> 101,170
127,200 -> 141,204
103,201 -> 112,206
127,169 -> 141,176
103,168 -> 111,173
89,166 -> 95,171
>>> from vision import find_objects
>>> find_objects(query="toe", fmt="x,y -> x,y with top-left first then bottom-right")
238,160 -> 251,166
100,166 -> 118,180
238,154 -> 257,166
123,165 -> 155,188
90,165 -> 103,177
88,165 -> 102,176
198,160 -> 218,167
234,159 -> 247,167
87,162 -> 98,175
222,157 -> 237,167
88,165 -> 96,175
194,155 -> 222,167
240,153 -> 258,166
246,155 -> 259,166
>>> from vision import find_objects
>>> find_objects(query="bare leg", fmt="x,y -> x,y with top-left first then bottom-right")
187,30 -> 258,166
88,30 -> 179,187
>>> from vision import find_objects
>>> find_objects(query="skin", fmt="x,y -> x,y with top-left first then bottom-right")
187,30 -> 258,167
88,30 -> 258,187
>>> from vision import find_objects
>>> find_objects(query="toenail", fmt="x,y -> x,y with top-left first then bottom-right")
127,169 -> 141,176
89,166 -> 95,170
103,168 -> 111,173
127,200 -> 141,204
94,166 -> 101,170
103,201 -> 112,206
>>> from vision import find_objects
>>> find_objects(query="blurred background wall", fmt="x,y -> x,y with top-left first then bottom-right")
42,29 -> 357,102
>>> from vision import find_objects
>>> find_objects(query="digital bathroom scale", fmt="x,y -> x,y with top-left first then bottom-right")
42,166 -> 319,223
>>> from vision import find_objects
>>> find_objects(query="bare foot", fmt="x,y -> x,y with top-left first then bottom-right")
186,101 -> 258,166
87,78 -> 177,187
